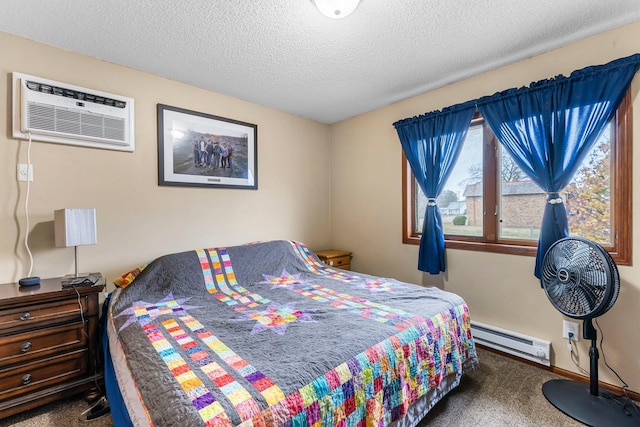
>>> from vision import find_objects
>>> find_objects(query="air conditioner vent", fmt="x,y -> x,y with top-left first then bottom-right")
24,79 -> 128,109
27,103 -> 55,130
13,72 -> 134,151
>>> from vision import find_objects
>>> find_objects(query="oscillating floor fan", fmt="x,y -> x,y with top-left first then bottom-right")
540,236 -> 638,426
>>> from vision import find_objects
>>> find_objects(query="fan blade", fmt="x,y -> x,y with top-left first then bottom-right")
576,282 -> 599,310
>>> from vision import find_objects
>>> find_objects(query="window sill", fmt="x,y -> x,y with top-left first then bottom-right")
403,234 -> 630,265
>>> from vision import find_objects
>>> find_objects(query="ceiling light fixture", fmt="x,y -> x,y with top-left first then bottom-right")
310,0 -> 362,19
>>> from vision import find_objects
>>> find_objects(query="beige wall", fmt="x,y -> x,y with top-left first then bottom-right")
331,21 -> 640,392
0,32 -> 332,287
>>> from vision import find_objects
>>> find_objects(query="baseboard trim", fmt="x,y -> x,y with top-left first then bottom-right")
477,343 -> 640,402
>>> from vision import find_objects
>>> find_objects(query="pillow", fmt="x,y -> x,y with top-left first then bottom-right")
113,262 -> 150,289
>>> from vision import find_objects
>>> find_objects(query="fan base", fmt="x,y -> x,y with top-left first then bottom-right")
543,379 -> 639,427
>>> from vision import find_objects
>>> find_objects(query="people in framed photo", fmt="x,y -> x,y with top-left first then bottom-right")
157,104 -> 257,189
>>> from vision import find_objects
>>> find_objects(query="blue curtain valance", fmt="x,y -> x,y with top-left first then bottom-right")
476,54 -> 640,109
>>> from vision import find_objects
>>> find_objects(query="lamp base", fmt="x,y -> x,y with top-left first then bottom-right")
542,379 -> 639,427
61,273 -> 100,287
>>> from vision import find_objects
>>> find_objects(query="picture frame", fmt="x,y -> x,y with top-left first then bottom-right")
157,104 -> 258,189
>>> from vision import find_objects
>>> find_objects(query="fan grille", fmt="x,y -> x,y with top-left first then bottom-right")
541,237 -> 618,319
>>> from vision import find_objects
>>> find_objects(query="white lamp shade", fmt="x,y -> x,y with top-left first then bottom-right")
311,0 -> 362,19
54,208 -> 97,247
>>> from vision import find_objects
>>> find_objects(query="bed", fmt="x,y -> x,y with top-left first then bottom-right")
103,240 -> 478,426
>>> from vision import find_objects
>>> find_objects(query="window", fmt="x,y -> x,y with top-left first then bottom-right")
402,91 -> 631,265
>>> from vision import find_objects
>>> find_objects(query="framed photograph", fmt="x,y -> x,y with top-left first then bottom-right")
157,104 -> 257,189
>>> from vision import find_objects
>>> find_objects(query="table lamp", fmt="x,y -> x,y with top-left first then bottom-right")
54,208 -> 97,283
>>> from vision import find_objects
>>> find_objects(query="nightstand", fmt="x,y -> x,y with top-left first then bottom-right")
0,276 -> 105,419
316,249 -> 352,271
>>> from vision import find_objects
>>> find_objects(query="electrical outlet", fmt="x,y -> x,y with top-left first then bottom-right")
563,320 -> 580,341
17,164 -> 33,182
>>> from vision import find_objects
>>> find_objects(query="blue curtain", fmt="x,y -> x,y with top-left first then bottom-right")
478,54 -> 640,278
394,101 -> 476,274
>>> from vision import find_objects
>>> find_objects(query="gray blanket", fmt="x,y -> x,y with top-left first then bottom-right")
109,240 -> 477,426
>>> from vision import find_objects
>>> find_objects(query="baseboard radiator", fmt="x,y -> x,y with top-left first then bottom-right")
471,321 -> 551,366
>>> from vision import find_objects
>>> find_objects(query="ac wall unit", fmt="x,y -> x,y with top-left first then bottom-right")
12,72 -> 135,151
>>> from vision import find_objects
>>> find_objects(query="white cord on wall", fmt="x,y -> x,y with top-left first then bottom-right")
24,132 -> 34,277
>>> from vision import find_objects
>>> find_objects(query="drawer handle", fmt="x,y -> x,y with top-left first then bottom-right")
19,312 -> 31,321
21,341 -> 32,352
337,260 -> 343,265
22,374 -> 32,385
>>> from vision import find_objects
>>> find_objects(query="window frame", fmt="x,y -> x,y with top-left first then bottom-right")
401,91 -> 632,265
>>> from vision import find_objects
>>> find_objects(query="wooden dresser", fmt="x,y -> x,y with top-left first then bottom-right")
0,276 -> 105,419
315,249 -> 353,271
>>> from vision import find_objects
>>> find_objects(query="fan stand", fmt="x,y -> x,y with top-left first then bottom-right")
542,319 -> 639,427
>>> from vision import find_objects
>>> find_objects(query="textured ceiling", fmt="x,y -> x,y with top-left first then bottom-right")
1,1 -> 639,123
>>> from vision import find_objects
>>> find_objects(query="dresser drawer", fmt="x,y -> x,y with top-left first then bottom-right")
324,255 -> 351,269
0,322 -> 86,368
0,277 -> 104,419
315,250 -> 353,271
0,349 -> 88,401
0,298 -> 86,335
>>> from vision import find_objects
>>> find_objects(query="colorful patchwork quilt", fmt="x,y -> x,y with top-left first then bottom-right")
107,240 -> 478,427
